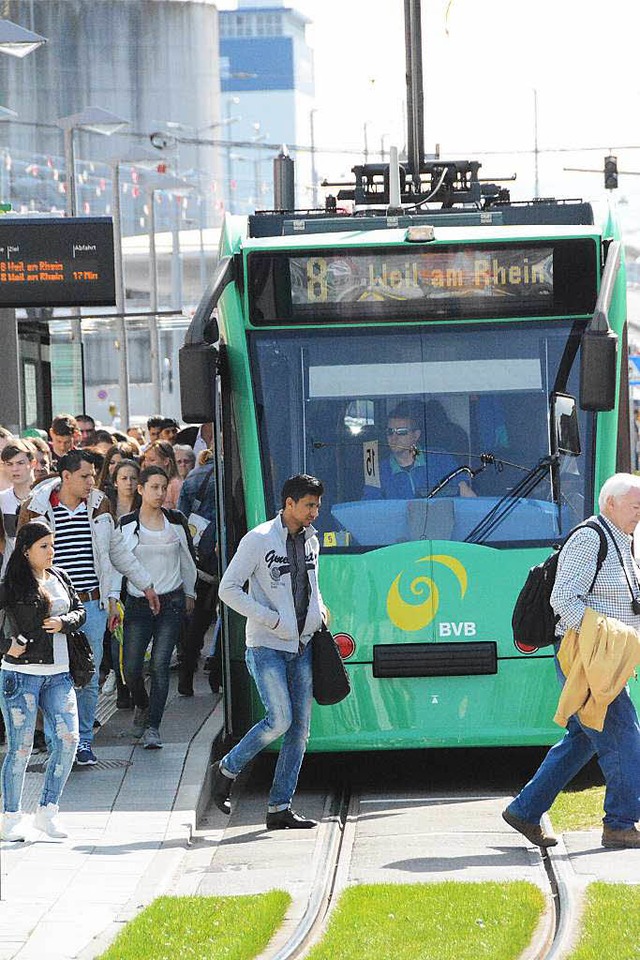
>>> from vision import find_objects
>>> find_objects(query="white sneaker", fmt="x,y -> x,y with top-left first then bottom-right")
34,803 -> 68,839
102,670 -> 116,695
141,726 -> 163,750
1,811 -> 29,842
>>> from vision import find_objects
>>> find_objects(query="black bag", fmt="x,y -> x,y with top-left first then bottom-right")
311,624 -> 351,705
66,630 -> 95,688
511,520 -> 608,649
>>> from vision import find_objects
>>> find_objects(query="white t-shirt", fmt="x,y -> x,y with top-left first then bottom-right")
128,517 -> 182,597
0,486 -> 21,539
1,573 -> 70,676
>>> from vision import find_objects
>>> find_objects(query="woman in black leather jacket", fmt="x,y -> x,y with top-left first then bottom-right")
0,520 -> 85,842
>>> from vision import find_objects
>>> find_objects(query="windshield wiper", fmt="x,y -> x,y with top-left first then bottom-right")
464,454 -> 559,545
425,453 -> 497,498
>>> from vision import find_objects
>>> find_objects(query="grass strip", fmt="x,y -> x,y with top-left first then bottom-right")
97,891 -> 290,960
307,881 -> 545,960
568,883 -> 640,960
549,786 -> 605,832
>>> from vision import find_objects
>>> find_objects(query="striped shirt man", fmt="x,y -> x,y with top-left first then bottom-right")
51,500 -> 99,594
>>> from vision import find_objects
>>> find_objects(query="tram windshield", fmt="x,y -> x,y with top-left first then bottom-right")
249,321 -> 593,550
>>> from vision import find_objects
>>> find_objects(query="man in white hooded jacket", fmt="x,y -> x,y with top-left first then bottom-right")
213,474 -> 325,830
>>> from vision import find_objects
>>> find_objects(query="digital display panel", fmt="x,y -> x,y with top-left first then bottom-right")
0,217 -> 116,308
248,239 -> 598,325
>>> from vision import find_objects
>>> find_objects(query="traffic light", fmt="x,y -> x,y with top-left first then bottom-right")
604,155 -> 618,190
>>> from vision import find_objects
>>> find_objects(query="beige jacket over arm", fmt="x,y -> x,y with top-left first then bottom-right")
554,606 -> 640,732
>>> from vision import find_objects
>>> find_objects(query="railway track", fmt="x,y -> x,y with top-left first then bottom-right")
192,757 -> 584,960
255,790 -> 580,960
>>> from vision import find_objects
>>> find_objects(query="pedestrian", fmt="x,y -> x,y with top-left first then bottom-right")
212,474 -> 325,830
503,473 -> 640,850
158,417 -> 180,445
114,466 -> 196,749
17,450 -> 159,766
0,426 -> 15,491
176,449 -> 218,696
127,425 -> 146,447
75,414 -> 97,448
48,415 -> 80,467
0,520 -> 84,841
142,440 -> 182,509
27,436 -> 53,483
90,429 -> 116,457
145,416 -> 165,447
96,442 -> 141,497
0,439 -> 37,573
100,458 -> 141,708
174,445 -> 196,481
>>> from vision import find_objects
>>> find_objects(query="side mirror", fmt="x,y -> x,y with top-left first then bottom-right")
179,343 -> 218,423
579,239 -> 620,412
552,392 -> 581,457
579,327 -> 618,411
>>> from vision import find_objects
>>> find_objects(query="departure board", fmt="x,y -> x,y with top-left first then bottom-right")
0,217 -> 116,308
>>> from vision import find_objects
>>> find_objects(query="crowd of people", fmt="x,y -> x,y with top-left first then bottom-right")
0,413 -> 219,841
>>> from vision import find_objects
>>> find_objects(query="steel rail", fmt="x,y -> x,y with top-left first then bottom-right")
266,787 -> 351,960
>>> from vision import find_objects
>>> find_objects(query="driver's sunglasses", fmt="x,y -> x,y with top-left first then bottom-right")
386,427 -> 412,436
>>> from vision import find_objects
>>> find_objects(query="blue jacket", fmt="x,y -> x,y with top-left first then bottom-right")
177,464 -> 217,565
362,451 -> 460,500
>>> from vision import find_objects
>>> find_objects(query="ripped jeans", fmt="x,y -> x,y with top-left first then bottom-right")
0,669 -> 79,812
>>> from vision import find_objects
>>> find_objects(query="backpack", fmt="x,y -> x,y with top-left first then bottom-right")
511,520 -> 608,649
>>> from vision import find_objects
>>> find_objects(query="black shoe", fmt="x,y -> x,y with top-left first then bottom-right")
212,762 -> 233,815
116,695 -> 133,709
178,675 -> 194,697
266,809 -> 317,830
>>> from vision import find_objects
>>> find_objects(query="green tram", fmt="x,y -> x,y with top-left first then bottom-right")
180,160 -> 634,751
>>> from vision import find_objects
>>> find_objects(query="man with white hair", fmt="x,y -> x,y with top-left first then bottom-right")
503,472 -> 640,850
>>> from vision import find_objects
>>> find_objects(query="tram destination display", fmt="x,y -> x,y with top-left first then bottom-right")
248,238 -> 598,324
0,217 -> 116,308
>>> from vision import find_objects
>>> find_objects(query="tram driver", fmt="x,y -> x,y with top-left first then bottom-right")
362,401 -> 475,500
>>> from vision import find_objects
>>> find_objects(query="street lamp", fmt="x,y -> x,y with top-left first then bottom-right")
56,107 -> 129,411
310,108 -> 319,209
251,122 -> 268,211
225,97 -> 240,213
145,173 -> 193,413
0,19 -> 47,58
57,107 -> 129,217
109,148 -> 160,429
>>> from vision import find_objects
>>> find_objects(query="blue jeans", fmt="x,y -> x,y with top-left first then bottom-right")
123,589 -> 185,729
221,642 -> 313,811
75,600 -> 107,744
0,670 -> 79,811
508,656 -> 640,831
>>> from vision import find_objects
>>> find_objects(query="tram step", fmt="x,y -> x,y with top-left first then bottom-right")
373,641 -> 497,678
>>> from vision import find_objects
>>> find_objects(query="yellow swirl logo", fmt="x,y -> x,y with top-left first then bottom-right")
386,554 -> 468,632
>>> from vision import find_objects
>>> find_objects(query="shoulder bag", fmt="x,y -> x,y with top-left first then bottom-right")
66,630 -> 95,688
311,623 -> 351,706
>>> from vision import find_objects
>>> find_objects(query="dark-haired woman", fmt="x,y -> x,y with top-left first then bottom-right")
113,466 -> 196,749
141,441 -> 182,509
96,443 -> 140,499
0,520 -> 85,841
100,459 -> 142,707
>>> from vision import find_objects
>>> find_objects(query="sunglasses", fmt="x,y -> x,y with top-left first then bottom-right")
386,427 -> 413,436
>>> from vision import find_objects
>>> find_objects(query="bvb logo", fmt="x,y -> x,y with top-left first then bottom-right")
386,555 -> 468,632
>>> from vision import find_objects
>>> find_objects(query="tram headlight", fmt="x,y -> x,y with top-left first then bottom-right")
514,639 -> 538,655
334,633 -> 356,659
